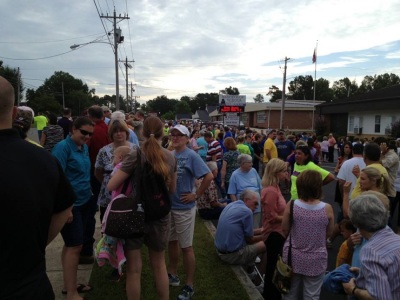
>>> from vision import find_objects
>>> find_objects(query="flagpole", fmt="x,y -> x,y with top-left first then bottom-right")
312,40 -> 318,132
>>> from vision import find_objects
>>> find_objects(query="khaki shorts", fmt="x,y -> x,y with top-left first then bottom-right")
169,206 -> 196,248
125,213 -> 170,252
217,243 -> 259,266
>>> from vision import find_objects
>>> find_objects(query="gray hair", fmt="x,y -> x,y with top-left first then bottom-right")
238,154 -> 252,165
240,189 -> 260,202
349,194 -> 389,232
111,110 -> 126,121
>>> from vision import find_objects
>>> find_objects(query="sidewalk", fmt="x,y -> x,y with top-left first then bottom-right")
46,212 -> 102,300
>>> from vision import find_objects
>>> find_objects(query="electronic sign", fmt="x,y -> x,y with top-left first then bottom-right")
219,106 -> 244,113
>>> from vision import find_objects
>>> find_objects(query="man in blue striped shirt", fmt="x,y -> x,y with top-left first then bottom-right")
343,194 -> 400,299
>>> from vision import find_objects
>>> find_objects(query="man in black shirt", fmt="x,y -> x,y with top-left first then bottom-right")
0,76 -> 75,299
58,107 -> 73,138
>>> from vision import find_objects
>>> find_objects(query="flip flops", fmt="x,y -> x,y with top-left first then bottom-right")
61,284 -> 93,295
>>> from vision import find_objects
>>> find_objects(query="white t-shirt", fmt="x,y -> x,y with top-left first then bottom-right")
337,156 -> 366,196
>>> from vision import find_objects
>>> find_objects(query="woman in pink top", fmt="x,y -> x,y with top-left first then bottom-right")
260,158 -> 289,300
282,170 -> 334,300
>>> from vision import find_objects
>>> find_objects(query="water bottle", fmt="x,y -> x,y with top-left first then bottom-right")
137,204 -> 144,212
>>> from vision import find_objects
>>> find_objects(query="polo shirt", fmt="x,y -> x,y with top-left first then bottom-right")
52,135 -> 91,206
215,200 -> 254,252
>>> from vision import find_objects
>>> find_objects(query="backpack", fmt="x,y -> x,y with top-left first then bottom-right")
102,150 -> 145,239
140,159 -> 171,221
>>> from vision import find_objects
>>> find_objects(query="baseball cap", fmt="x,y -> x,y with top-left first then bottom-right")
171,124 -> 190,137
278,130 -> 285,135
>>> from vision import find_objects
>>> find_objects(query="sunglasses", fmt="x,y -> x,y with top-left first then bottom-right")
79,129 -> 94,137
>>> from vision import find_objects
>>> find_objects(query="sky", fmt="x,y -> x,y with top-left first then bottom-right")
1,0 -> 400,106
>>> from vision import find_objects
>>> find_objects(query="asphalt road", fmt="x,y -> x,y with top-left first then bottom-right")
213,152 -> 399,299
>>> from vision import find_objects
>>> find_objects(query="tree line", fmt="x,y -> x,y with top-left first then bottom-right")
1,60 -> 399,119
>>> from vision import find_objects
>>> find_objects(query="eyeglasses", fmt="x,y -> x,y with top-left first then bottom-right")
79,129 -> 94,136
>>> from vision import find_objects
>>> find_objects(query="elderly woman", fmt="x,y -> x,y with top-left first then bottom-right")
282,170 -> 334,300
228,154 -> 262,226
95,119 -> 134,222
290,145 -> 335,200
342,194 -> 400,299
221,137 -> 240,194
260,158 -> 289,300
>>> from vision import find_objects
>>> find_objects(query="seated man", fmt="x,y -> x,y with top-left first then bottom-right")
342,193 -> 400,299
214,189 -> 266,267
196,161 -> 228,220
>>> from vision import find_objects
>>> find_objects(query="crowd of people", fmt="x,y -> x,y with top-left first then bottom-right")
2,73 -> 400,300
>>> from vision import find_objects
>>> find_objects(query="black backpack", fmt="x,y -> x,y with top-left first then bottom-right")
140,160 -> 171,221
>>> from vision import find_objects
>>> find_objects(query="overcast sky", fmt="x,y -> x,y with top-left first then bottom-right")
1,0 -> 400,105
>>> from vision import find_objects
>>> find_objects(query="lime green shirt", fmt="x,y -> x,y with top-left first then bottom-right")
34,115 -> 48,130
237,143 -> 251,155
290,162 -> 330,200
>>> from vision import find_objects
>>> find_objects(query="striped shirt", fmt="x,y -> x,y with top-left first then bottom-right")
206,140 -> 222,162
356,226 -> 400,300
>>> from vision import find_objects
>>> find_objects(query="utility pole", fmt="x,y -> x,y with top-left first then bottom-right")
119,57 -> 134,112
17,67 -> 21,106
100,9 -> 129,111
280,56 -> 291,129
62,81 -> 65,109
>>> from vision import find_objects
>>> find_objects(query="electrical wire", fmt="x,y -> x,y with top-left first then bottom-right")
0,50 -> 76,61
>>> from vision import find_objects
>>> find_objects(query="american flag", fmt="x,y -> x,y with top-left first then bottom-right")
312,49 -> 316,63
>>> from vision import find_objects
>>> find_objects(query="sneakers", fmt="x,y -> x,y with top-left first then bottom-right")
255,256 -> 261,264
168,273 -> 180,287
326,238 -> 333,249
256,282 -> 264,294
177,285 -> 194,300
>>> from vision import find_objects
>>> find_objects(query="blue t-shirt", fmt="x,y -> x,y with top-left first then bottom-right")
275,140 -> 295,160
228,168 -> 261,213
196,137 -> 208,159
128,128 -> 140,147
51,136 -> 91,206
171,147 -> 210,210
214,200 -> 254,252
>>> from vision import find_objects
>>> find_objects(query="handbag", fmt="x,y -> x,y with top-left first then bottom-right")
272,199 -> 294,294
103,149 -> 145,239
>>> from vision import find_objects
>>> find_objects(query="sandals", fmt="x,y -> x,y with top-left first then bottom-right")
61,284 -> 93,295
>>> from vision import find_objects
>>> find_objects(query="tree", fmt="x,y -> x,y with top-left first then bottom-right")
357,73 -> 400,94
27,71 -> 94,115
287,75 -> 314,100
0,61 -> 24,104
315,78 -> 333,102
267,85 -> 282,102
146,95 -> 179,116
223,86 -> 240,95
332,77 -> 359,101
175,101 -> 192,114
162,111 -> 175,121
253,94 -> 264,103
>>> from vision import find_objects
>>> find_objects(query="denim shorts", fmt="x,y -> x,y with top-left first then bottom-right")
61,200 -> 91,247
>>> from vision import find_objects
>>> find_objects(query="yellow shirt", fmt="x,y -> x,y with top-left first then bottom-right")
350,163 -> 391,199
263,138 -> 277,163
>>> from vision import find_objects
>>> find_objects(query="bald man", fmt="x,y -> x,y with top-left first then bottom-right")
0,76 -> 75,299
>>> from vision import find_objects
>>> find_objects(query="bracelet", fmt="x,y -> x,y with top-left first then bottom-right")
352,286 -> 358,295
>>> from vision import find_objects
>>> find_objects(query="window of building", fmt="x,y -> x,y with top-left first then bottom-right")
349,116 -> 354,132
256,111 -> 265,123
241,113 -> 248,123
375,115 -> 381,133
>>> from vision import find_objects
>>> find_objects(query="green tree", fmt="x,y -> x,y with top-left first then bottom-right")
0,61 -> 24,104
332,77 -> 359,100
253,94 -> 264,103
175,101 -> 192,114
223,86 -> 240,95
288,75 -> 314,100
315,78 -> 333,102
146,95 -> 179,116
162,111 -> 175,121
267,85 -> 282,102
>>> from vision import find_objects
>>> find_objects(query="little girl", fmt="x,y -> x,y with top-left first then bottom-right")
110,146 -> 132,199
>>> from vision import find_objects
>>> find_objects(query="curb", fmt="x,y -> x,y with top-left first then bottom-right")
202,219 -> 264,300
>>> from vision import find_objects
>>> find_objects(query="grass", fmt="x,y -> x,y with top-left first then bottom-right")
86,215 -> 250,299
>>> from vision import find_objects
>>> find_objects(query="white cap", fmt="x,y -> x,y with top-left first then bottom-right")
171,124 -> 190,137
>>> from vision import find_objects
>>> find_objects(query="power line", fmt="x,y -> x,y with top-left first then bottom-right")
0,49 -> 76,61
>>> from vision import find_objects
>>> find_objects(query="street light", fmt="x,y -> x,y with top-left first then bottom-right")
70,34 -> 123,110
